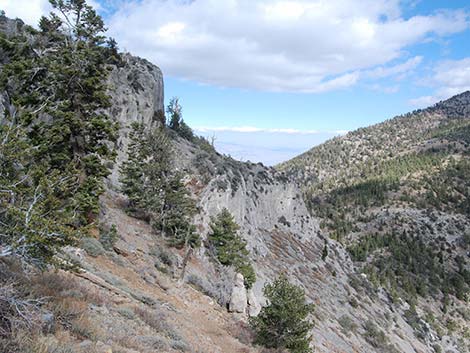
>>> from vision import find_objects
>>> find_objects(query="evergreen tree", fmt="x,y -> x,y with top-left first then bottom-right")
1,0 -> 117,226
250,275 -> 314,353
0,0 -> 117,265
167,97 -> 182,131
120,122 -> 171,215
159,175 -> 200,249
208,208 -> 256,288
166,97 -> 194,141
0,113 -> 78,265
120,123 -> 200,249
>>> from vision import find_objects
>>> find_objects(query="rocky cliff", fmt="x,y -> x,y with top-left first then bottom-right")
1,12 -> 468,353
107,54 -> 164,187
95,52 -> 468,352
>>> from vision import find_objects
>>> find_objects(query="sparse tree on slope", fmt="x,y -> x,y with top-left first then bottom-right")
250,275 -> 314,353
207,208 -> 256,288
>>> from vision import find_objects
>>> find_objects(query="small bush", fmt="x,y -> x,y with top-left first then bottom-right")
80,237 -> 105,257
338,315 -> 357,335
99,224 -> 118,250
230,321 -> 255,346
363,320 -> 391,350
134,306 -> 170,333
0,283 -> 42,339
186,268 -> 234,306
70,315 -> 98,340
170,338 -> 190,352
117,307 -> 136,320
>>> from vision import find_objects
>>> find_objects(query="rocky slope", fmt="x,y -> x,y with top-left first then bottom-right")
102,51 -> 469,352
278,92 -> 470,352
1,13 -> 469,353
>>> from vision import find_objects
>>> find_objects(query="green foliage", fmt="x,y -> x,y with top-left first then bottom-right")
348,232 -> 470,301
363,320 -> 395,351
166,97 -> 195,141
120,122 -> 171,213
250,275 -> 314,353
167,97 -> 182,131
159,176 -> 200,249
338,315 -> 357,335
207,208 -> 256,288
0,0 -> 118,268
120,123 -> 200,249
99,224 -> 118,250
0,122 -> 80,265
80,237 -> 105,257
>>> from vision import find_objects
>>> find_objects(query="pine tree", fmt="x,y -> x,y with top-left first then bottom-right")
120,122 -> 171,215
0,112 -> 78,265
250,275 -> 314,353
166,97 -> 194,141
167,97 -> 182,131
0,0 -> 117,265
159,175 -> 200,249
120,124 -> 200,249
1,0 -> 117,226
208,208 -> 256,288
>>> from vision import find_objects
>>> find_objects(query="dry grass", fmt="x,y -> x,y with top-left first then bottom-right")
31,271 -> 107,306
134,305 -> 170,332
229,321 -> 255,346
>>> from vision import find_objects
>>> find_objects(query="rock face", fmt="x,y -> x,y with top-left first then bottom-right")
0,15 -> 24,41
247,289 -> 261,317
106,54 -> 164,187
229,273 -> 247,314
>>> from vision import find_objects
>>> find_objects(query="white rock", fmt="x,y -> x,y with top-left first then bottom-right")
247,289 -> 261,317
229,273 -> 247,314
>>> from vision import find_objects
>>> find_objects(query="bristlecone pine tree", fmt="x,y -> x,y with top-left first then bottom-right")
0,0 -> 117,265
250,275 -> 314,353
120,123 -> 200,250
207,208 -> 256,288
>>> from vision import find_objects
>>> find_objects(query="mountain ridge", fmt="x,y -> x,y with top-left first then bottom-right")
0,10 -> 469,353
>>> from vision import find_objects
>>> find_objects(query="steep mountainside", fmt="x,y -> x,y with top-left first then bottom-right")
279,92 -> 470,351
1,11 -> 469,353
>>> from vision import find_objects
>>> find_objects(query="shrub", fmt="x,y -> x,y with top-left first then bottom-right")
186,267 -> 234,307
0,283 -> 42,338
363,320 -> 389,349
117,307 -> 136,320
134,306 -> 171,333
99,224 -> 118,250
80,237 -> 105,257
338,315 -> 357,335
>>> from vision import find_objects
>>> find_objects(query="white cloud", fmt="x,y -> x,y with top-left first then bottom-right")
107,0 -> 469,92
0,0 -> 51,26
194,126 -> 321,134
194,125 -> 350,136
365,56 -> 423,79
409,58 -> 470,106
197,128 -> 344,164
0,0 -> 102,26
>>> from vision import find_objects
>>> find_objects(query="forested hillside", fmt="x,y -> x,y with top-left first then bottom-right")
1,1 -> 469,352
279,92 -> 470,350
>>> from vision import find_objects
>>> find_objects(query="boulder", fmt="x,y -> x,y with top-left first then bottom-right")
229,273 -> 247,314
247,289 -> 261,317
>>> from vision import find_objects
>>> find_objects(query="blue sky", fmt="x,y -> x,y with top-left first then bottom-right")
2,0 -> 470,165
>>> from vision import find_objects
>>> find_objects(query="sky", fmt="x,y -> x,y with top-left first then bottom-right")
1,0 -> 470,165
